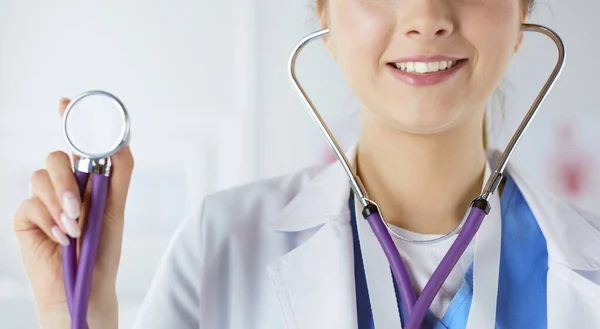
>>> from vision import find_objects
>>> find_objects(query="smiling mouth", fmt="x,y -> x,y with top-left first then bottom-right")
387,59 -> 468,74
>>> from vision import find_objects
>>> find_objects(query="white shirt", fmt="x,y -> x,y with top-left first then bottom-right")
390,226 -> 474,319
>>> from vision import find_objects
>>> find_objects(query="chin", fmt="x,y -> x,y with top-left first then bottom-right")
378,106 -> 463,134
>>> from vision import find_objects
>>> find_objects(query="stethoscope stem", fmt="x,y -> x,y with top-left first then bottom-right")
482,24 -> 565,198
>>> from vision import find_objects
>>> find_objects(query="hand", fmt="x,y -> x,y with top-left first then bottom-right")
13,97 -> 134,329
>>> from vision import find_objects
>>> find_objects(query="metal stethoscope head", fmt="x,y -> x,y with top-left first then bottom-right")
62,90 -> 131,177
288,24 -> 566,244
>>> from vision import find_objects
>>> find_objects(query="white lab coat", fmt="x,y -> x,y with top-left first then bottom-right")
131,148 -> 600,329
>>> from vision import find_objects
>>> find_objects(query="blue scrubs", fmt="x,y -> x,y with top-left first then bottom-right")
350,175 -> 549,329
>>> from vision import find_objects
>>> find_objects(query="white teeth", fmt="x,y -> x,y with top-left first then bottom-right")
394,60 -> 458,73
414,62 -> 429,73
428,62 -> 439,71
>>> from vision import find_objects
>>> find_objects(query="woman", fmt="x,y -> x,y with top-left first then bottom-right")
13,0 -> 600,328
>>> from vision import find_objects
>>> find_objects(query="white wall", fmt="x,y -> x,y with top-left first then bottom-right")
0,0 -> 598,328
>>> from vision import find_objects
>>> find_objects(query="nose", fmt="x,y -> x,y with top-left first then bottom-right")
399,0 -> 454,40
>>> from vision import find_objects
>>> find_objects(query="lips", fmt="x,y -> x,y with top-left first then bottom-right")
386,58 -> 469,86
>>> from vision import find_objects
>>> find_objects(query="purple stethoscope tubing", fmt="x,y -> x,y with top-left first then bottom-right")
288,24 -> 565,329
60,90 -> 130,329
63,171 -> 109,329
366,203 -> 488,328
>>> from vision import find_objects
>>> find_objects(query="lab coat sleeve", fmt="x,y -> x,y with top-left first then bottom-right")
131,201 -> 206,329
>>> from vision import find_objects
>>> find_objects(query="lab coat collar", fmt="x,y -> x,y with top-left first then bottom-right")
265,145 -> 355,232
266,144 -> 600,270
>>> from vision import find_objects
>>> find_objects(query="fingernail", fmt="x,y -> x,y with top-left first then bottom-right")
60,212 -> 81,238
51,226 -> 70,246
61,191 -> 80,220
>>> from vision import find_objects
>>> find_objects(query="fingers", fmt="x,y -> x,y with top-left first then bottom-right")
30,162 -> 81,240
14,197 -> 71,246
58,97 -> 70,117
45,151 -> 83,238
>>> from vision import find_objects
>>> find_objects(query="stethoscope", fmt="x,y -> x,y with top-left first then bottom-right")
60,90 -> 131,329
289,24 -> 565,329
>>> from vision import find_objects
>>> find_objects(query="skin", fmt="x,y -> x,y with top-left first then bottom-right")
317,0 -> 528,234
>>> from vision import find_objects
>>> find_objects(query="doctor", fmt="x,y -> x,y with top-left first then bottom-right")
13,0 -> 600,328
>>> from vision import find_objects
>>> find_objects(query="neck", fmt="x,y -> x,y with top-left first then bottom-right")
356,110 -> 487,235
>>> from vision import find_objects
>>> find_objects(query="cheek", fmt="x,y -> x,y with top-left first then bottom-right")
329,0 -> 396,45
462,7 -> 521,95
328,1 -> 395,96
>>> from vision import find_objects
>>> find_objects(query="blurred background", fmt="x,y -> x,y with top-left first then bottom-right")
0,0 -> 597,328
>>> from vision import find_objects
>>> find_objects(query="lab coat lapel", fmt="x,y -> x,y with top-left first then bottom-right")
546,260 -> 600,328
266,221 -> 358,329
266,146 -> 359,329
